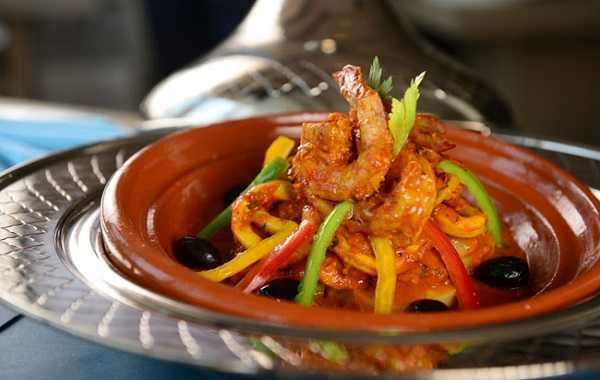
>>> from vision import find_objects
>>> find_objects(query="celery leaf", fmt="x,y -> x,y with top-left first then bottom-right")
388,72 -> 426,155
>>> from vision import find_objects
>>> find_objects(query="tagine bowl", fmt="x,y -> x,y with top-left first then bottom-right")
101,112 -> 600,332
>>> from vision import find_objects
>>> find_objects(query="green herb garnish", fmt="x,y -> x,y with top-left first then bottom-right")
388,71 -> 426,155
367,56 -> 393,103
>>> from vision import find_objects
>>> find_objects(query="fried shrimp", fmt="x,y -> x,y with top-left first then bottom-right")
292,65 -> 393,201
369,154 -> 437,240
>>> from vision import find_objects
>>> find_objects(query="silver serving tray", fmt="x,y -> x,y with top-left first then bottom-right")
1,127 -> 600,379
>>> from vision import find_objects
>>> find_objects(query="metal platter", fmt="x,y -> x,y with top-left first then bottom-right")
1,127 -> 600,379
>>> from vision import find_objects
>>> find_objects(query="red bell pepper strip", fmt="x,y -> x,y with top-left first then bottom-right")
423,219 -> 480,309
238,219 -> 317,294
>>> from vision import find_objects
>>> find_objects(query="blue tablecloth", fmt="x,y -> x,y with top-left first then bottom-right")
0,310 -> 242,380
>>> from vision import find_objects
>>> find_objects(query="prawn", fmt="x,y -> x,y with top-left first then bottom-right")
292,65 -> 393,201
369,153 -> 437,240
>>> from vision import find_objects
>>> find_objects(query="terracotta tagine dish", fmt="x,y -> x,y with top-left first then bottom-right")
100,64 -> 600,347
101,110 -> 600,326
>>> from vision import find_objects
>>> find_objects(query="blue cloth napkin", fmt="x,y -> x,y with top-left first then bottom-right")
0,117 -> 125,170
0,116 -> 126,324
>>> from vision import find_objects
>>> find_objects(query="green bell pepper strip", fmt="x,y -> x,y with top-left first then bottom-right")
295,200 -> 354,305
197,156 -> 289,239
437,160 -> 503,247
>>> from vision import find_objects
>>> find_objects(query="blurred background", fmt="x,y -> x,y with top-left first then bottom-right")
0,0 -> 254,110
0,0 -> 598,144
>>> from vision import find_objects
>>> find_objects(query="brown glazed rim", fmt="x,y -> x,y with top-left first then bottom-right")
101,112 -> 600,332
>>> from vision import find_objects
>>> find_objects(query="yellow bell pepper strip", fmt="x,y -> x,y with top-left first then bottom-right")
263,136 -> 295,167
423,219 -> 480,309
437,160 -> 503,247
234,210 -> 293,249
370,237 -> 397,314
238,219 -> 317,293
199,223 -> 296,282
197,156 -> 288,239
231,180 -> 293,249
295,201 -> 354,306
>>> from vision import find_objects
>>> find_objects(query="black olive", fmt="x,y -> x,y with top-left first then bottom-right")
224,184 -> 247,205
474,256 -> 529,288
405,299 -> 449,313
173,235 -> 225,270
258,278 -> 300,301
